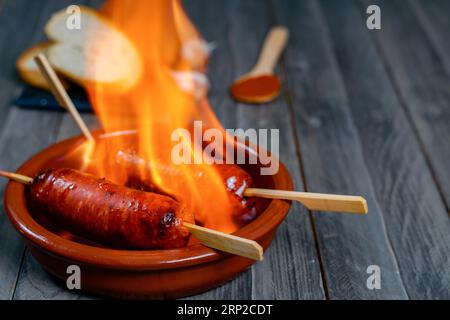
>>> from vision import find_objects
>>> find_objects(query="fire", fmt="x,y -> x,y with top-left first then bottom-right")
75,0 -> 239,232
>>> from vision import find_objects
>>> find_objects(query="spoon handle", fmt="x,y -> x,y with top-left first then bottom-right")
251,26 -> 289,75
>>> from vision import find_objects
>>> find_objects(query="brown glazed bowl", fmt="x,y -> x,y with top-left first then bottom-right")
4,133 -> 293,299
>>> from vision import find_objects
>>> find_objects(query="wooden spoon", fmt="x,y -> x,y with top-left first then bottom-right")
230,26 -> 289,104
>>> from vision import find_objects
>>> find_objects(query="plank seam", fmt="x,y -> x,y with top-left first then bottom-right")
11,247 -> 26,300
310,0 -> 409,299
322,0 -> 428,298
357,1 -> 450,217
220,0 -> 254,300
356,0 -> 450,217
268,0 -> 329,300
402,0 -> 450,215
11,112 -> 65,299
348,0 -> 450,298
282,72 -> 330,300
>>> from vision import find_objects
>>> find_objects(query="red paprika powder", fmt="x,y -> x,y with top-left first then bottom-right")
230,74 -> 281,104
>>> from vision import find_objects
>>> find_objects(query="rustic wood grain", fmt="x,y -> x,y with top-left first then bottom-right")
13,0 -> 253,301
226,0 -> 325,299
411,0 -> 450,79
272,0 -> 409,299
320,0 -> 450,299
6,0 -> 103,300
408,0 -> 450,211
0,0 -> 82,300
11,4 -> 103,301
10,113 -> 96,300
12,114 -> 99,301
13,250 -> 97,300
184,0 -> 326,300
5,0 -> 450,300
0,110 -> 62,300
0,0 -> 43,130
181,0 -> 254,299
361,0 -> 450,210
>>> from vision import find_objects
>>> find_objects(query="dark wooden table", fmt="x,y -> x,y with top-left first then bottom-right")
0,0 -> 449,300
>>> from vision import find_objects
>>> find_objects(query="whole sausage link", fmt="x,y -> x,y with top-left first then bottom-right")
27,168 -> 194,249
117,150 -> 266,224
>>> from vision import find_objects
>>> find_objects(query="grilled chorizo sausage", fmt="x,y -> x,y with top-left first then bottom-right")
27,168 -> 194,249
215,164 -> 266,223
116,149 -> 266,223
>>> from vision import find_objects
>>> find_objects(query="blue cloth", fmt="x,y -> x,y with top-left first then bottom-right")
15,85 -> 92,112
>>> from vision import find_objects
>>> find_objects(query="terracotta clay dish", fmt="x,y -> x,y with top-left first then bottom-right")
4,133 -> 293,299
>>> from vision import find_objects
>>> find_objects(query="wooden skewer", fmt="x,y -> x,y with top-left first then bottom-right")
183,222 -> 263,261
0,170 -> 33,185
33,54 -> 94,142
0,170 -> 263,261
244,188 -> 368,214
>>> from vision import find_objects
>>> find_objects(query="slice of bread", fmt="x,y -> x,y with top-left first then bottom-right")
44,6 -> 142,92
17,42 -> 69,90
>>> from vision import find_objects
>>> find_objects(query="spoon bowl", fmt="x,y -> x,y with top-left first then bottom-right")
230,26 -> 288,104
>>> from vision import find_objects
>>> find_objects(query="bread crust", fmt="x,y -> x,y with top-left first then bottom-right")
16,41 -> 68,90
17,5 -> 142,93
45,5 -> 142,92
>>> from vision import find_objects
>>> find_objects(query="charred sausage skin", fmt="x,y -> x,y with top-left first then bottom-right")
216,164 -> 266,223
119,154 -> 265,224
27,168 -> 194,249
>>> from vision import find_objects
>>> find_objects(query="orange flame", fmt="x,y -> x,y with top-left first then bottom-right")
76,0 -> 238,232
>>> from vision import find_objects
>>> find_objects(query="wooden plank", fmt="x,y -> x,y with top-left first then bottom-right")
320,0 -> 450,299
0,0 -> 80,300
411,0 -> 450,78
0,0 -> 41,131
408,0 -> 450,210
13,250 -> 96,300
361,0 -> 450,209
226,0 -> 325,299
9,0 -> 103,300
182,0 -> 253,300
184,0 -> 325,299
0,109 -> 62,300
56,114 -> 100,140
16,111 -> 100,294
184,270 -> 253,301
182,0 -> 237,130
0,0 -> 86,132
14,0 -> 254,301
272,0 -> 408,299
12,114 -> 99,300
